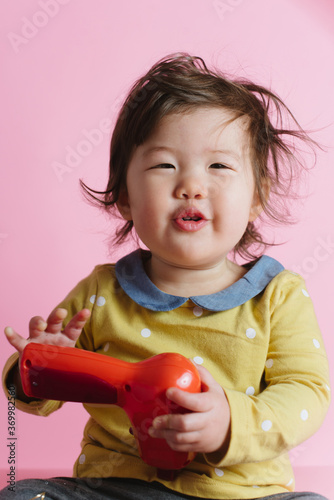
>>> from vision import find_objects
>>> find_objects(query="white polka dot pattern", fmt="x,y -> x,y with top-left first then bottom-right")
300,409 -> 309,421
265,359 -> 274,369
193,356 -> 203,365
89,295 -> 106,306
246,328 -> 256,339
96,296 -> 106,306
140,328 -> 151,338
261,420 -> 272,432
45,245 -> 331,500
193,306 -> 203,317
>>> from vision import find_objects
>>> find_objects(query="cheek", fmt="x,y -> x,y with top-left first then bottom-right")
129,195 -> 162,234
215,182 -> 251,210
214,188 -> 254,230
134,183 -> 168,213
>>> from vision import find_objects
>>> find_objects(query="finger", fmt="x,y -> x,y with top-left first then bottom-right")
166,387 -> 213,413
195,364 -> 222,391
4,327 -> 29,354
165,439 -> 200,453
62,309 -> 91,341
149,426 -> 202,450
151,411 -> 207,434
29,316 -> 48,339
45,308 -> 68,334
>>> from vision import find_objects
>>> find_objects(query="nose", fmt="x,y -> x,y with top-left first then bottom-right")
174,176 -> 208,200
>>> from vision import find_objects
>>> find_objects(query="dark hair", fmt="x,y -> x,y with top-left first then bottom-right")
81,53 -> 317,260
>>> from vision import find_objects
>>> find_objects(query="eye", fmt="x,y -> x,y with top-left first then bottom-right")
151,163 -> 175,169
209,163 -> 229,169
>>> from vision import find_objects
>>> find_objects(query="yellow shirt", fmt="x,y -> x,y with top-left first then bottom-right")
2,250 -> 330,499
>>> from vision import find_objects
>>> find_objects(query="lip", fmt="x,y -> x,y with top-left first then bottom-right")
173,207 -> 209,232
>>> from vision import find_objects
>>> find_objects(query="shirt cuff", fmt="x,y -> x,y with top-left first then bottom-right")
2,352 -> 64,416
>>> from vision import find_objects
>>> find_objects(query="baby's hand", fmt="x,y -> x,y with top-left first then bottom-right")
149,364 -> 231,455
4,308 -> 91,355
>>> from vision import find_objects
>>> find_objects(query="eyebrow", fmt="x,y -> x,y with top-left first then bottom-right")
141,146 -> 241,161
141,146 -> 176,157
208,149 -> 241,161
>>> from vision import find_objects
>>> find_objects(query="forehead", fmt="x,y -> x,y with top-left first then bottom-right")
142,106 -> 251,154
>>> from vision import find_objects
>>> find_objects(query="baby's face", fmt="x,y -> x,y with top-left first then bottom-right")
118,107 -> 261,270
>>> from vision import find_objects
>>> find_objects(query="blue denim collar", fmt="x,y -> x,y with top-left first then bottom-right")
115,249 -> 284,312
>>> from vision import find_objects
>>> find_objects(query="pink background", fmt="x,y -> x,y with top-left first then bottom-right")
1,0 -> 333,496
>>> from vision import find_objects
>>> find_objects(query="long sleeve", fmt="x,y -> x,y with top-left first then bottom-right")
206,273 -> 330,468
1,266 -> 103,416
2,352 -> 64,416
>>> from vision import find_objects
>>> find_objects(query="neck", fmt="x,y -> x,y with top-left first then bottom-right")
144,255 -> 246,297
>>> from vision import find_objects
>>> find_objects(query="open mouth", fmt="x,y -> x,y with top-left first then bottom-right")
173,208 -> 208,232
181,216 -> 202,221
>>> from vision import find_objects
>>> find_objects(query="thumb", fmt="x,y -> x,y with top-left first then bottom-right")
193,363 -> 221,392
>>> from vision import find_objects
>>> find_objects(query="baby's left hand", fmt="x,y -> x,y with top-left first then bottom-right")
149,364 -> 231,454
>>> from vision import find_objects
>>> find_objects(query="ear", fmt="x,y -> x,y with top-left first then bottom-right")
249,178 -> 270,222
116,190 -> 132,221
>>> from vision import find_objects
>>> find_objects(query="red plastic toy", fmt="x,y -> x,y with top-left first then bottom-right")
20,344 -> 201,475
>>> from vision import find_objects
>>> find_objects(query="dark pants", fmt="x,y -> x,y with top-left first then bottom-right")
0,477 -> 328,500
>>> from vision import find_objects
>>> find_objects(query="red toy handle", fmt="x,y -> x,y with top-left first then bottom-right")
20,344 -> 201,473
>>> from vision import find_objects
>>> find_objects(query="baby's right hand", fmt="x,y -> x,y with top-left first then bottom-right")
4,307 -> 91,355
